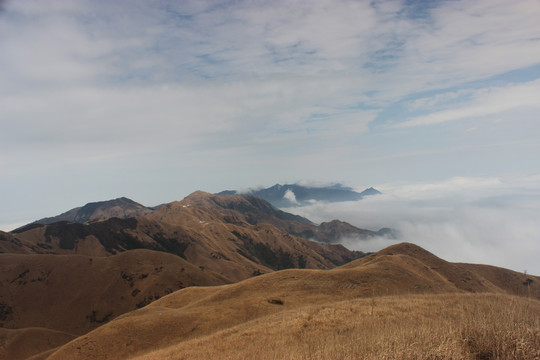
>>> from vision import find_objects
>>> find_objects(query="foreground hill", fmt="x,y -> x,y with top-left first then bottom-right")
33,243 -> 539,360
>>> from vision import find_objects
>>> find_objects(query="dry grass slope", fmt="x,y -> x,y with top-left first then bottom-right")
43,243 -> 540,360
0,328 -> 75,360
135,293 -> 540,360
0,250 -> 229,335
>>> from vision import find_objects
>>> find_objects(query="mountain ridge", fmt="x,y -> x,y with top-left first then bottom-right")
3,192 -> 365,280
8,191 -> 387,251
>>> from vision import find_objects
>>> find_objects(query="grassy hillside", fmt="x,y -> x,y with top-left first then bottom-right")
39,243 -> 540,360
134,293 -> 540,360
0,250 -> 229,335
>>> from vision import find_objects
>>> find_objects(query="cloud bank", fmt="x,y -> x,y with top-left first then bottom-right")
283,176 -> 540,275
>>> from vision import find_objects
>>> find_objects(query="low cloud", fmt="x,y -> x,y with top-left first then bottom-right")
283,189 -> 298,204
284,176 -> 540,275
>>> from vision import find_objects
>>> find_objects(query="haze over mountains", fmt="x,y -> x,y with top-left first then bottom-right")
218,183 -> 381,208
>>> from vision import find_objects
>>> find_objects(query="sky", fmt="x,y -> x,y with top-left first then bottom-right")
1,0 -> 540,272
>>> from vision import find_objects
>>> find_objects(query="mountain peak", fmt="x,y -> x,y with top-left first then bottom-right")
23,197 -> 153,228
179,191 -> 314,225
359,187 -> 382,196
182,190 -> 215,203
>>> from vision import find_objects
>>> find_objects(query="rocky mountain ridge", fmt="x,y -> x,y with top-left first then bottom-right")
9,191 -> 388,246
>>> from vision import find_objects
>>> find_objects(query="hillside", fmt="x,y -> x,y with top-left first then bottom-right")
0,250 -> 229,335
31,243 -> 540,360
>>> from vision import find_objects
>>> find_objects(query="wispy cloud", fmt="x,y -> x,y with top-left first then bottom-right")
395,79 -> 540,128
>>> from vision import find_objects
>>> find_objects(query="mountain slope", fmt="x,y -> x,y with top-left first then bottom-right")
0,328 -> 76,360
41,243 -> 540,360
0,231 -> 38,254
0,250 -> 229,336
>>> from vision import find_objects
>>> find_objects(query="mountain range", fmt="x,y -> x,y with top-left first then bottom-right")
217,183 -> 381,208
1,190 -> 539,359
11,192 -> 389,245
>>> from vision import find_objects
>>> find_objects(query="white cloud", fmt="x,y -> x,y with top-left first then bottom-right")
386,0 -> 540,93
395,79 -> 540,128
283,189 -> 298,204
284,175 -> 540,275
405,89 -> 474,111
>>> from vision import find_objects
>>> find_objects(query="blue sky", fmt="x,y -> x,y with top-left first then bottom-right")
1,0 -> 540,271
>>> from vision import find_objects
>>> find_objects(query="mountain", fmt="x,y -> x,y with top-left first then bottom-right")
13,197 -> 154,232
5,192 -> 363,277
314,220 -> 380,243
22,243 -> 539,360
217,183 -> 381,208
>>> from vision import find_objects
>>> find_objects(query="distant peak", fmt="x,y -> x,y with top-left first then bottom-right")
376,242 -> 437,260
25,196 -> 153,227
181,191 -> 214,205
359,187 -> 381,196
184,190 -> 213,198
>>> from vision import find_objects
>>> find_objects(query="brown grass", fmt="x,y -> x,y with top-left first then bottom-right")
0,327 -> 75,360
134,293 -> 540,360
0,249 -> 229,335
41,243 -> 540,360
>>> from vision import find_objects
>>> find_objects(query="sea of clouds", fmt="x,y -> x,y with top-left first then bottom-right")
282,176 -> 540,275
